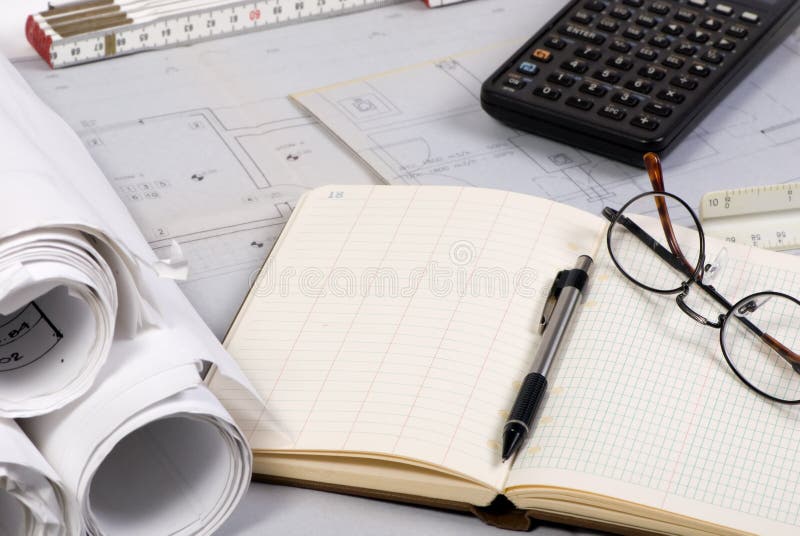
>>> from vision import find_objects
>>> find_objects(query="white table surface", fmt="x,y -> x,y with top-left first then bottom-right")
0,2 -> 608,534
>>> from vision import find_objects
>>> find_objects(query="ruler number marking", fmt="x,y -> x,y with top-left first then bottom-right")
46,0 -> 396,67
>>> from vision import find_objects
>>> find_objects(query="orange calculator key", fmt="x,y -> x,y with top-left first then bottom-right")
531,49 -> 553,62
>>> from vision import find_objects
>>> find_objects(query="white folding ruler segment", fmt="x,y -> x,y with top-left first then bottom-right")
26,0 -> 407,68
700,183 -> 800,251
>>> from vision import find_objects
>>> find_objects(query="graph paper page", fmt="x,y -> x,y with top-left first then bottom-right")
506,235 -> 800,535
212,185 -> 603,491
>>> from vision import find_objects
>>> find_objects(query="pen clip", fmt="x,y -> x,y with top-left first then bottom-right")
539,270 -> 568,334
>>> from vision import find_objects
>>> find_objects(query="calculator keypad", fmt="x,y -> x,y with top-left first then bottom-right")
495,0 -> 766,142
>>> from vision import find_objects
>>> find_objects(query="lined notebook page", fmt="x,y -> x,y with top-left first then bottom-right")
506,237 -> 800,535
212,185 -> 603,491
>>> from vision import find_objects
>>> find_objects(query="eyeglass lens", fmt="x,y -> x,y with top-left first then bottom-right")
722,292 -> 800,402
607,192 -> 703,294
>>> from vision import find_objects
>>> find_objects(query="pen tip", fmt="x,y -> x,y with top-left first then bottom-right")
501,428 -> 524,463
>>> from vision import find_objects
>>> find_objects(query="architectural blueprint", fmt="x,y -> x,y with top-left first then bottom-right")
294,29 -> 800,224
13,0 -> 561,337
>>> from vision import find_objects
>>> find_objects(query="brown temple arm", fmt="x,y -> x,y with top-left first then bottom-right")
763,334 -> 800,366
643,152 -> 696,276
643,152 -> 800,368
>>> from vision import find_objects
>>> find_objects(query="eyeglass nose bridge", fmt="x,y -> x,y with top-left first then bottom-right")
675,282 -> 723,329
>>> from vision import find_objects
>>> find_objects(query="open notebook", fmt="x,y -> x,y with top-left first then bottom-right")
210,185 -> 800,535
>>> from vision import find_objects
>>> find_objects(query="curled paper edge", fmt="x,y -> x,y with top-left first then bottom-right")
151,240 -> 189,281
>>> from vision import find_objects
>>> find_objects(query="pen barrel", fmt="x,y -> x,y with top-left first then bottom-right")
507,372 -> 548,429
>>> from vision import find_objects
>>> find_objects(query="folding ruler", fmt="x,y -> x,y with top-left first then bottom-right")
700,183 -> 800,251
26,0 -> 408,68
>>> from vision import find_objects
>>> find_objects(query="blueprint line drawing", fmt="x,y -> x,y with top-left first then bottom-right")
75,103 -> 376,337
296,48 -> 650,210
20,0 -> 800,336
16,0 -> 561,337
295,27 -> 800,221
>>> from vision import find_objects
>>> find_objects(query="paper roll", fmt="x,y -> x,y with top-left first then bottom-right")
22,303 -> 253,536
0,42 -> 257,536
0,231 -> 117,418
0,419 -> 79,535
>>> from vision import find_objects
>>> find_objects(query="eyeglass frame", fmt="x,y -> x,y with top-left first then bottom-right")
602,152 -> 800,404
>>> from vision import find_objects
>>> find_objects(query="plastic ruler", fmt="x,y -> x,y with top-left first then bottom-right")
700,182 -> 800,251
26,0 -> 408,68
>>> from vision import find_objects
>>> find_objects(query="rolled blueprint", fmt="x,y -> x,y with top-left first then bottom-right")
0,231 -> 117,417
0,418 -> 79,535
1,44 -> 259,535
23,277 -> 253,536
0,58 -> 160,417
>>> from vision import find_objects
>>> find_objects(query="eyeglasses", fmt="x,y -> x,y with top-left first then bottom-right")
603,152 -> 800,404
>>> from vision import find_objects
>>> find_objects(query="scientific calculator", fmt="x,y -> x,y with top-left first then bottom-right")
481,0 -> 800,167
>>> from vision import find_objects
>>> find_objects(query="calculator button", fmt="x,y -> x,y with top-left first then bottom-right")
631,115 -> 659,130
599,104 -> 627,120
622,0 -> 643,7
504,77 -> 527,90
636,47 -> 659,61
662,55 -> 685,69
726,24 -> 748,38
572,11 -> 595,25
613,91 -> 640,107
740,11 -> 760,24
688,30 -> 711,44
662,23 -> 683,36
700,17 -> 723,31
576,46 -> 603,61
566,96 -> 595,111
649,2 -> 671,16
624,26 -> 646,41
559,24 -> 606,45
670,75 -> 698,90
714,38 -> 736,51
610,39 -> 632,53
675,43 -> 698,56
675,9 -> 697,23
688,0 -> 707,8
548,72 -> 576,87
545,36 -> 567,50
645,102 -> 673,117
626,78 -> 653,94
518,62 -> 540,75
636,15 -> 658,29
595,68 -> 622,84
611,6 -> 633,20
584,0 -> 607,12
715,4 -> 734,16
532,48 -> 553,62
639,65 -> 667,80
649,35 -> 670,49
598,18 -> 621,33
533,85 -> 562,100
581,82 -> 608,97
658,88 -> 685,103
562,59 -> 589,74
607,55 -> 634,71
702,49 -> 724,64
689,63 -> 711,77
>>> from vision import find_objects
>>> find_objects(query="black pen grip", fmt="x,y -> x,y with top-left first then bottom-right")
508,372 -> 548,426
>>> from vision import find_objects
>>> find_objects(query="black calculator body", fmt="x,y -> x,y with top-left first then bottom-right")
481,0 -> 800,167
